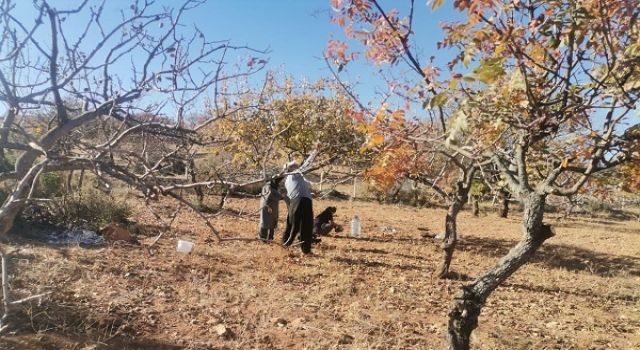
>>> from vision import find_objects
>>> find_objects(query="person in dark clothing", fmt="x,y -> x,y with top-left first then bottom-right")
281,160 -> 314,254
313,206 -> 340,236
258,177 -> 284,241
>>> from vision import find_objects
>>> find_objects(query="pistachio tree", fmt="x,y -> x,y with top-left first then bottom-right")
328,0 -> 640,348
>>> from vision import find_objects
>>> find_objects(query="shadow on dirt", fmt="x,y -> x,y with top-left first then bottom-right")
501,281 -> 639,303
0,296 -> 183,350
332,256 -> 422,271
458,235 -> 640,277
330,235 -> 423,245
440,271 -> 474,281
0,335 -> 182,350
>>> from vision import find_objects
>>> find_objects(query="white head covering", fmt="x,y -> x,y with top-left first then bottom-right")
285,161 -> 299,172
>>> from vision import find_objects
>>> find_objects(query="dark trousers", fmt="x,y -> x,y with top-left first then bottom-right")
282,197 -> 313,254
314,221 -> 334,236
259,228 -> 275,241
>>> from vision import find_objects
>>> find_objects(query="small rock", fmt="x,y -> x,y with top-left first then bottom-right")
214,324 -> 234,339
100,223 -> 138,243
381,226 -> 397,235
271,317 -> 288,327
338,334 -> 354,345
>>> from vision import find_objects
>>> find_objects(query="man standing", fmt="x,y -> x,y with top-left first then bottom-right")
281,151 -> 317,254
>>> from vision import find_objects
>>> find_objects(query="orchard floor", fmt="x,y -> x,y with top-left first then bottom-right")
0,196 -> 638,350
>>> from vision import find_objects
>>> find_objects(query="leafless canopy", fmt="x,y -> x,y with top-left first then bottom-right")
0,0 -> 268,237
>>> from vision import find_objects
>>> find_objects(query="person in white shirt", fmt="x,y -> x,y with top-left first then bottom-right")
281,150 -> 317,254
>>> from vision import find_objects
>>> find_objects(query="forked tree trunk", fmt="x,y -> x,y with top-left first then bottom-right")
0,161 -> 46,236
437,183 -> 469,279
447,192 -> 554,349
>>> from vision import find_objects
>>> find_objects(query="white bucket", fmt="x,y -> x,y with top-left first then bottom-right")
176,240 -> 194,254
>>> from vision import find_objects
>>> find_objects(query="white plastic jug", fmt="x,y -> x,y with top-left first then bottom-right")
350,216 -> 361,237
176,240 -> 194,254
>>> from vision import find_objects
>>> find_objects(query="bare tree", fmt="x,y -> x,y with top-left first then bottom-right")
0,0 -> 267,329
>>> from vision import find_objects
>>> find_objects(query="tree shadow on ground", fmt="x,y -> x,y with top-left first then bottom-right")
0,298 -> 183,350
458,235 -> 640,277
332,256 -> 422,271
440,271 -> 474,281
501,281 -> 639,304
330,235 -> 423,245
0,335 -> 182,350
351,247 -> 389,255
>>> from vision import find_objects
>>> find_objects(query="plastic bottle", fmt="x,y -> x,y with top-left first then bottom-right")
350,215 -> 361,238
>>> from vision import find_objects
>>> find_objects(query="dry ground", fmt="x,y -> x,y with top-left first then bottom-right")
0,196 -> 638,350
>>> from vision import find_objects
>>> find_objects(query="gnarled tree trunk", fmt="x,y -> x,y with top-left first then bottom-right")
0,105 -> 112,236
498,187 -> 510,218
447,192 -> 554,349
471,196 -> 479,217
437,182 -> 470,279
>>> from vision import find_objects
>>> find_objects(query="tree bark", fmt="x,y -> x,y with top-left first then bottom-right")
471,196 -> 479,217
188,159 -> 204,208
447,192 -> 554,349
0,161 -> 47,236
498,188 -> 510,218
437,182 -> 469,279
0,105 -> 112,236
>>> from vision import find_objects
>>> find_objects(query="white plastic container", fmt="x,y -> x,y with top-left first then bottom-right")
350,216 -> 361,238
176,240 -> 194,254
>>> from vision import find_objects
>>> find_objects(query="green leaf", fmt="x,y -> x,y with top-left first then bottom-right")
473,58 -> 505,84
429,92 -> 448,109
463,45 -> 478,68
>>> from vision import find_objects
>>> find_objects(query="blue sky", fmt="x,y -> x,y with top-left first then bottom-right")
196,0 -> 461,107
1,0 -> 461,116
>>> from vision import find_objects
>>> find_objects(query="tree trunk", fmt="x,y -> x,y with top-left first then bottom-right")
0,161 -> 46,236
65,170 -> 73,194
447,192 -> 554,349
498,188 -> 510,218
437,200 -> 462,278
188,159 -> 204,208
0,106 -> 108,236
78,169 -> 85,192
437,182 -> 469,279
471,197 -> 479,217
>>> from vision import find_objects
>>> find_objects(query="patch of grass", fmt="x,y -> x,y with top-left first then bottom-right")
44,191 -> 131,230
37,172 -> 64,197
